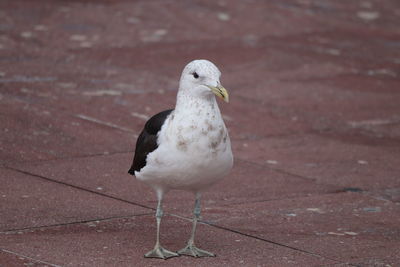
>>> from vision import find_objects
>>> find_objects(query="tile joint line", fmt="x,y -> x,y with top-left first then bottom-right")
1,248 -> 63,267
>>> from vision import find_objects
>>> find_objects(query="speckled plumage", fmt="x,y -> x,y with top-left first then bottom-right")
131,59 -> 233,193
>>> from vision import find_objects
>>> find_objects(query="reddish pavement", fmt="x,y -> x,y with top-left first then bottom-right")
1,1 -> 400,266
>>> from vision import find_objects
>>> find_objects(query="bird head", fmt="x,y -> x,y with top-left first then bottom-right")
179,59 -> 229,103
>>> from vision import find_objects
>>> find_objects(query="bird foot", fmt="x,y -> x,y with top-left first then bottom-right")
144,245 -> 179,259
177,244 -> 215,257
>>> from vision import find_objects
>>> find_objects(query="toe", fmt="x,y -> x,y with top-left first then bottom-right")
178,245 -> 215,258
145,246 -> 179,259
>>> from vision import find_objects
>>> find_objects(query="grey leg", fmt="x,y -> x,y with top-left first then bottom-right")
177,193 -> 215,257
144,191 -> 179,259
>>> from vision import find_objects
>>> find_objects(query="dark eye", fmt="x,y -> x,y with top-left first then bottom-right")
192,72 -> 199,79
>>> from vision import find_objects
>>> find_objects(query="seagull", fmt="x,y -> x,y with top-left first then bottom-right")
128,59 -> 233,259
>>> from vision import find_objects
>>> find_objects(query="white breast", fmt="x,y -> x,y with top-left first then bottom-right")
136,99 -> 233,192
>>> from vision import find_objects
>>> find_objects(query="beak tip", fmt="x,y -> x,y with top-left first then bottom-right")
207,85 -> 229,103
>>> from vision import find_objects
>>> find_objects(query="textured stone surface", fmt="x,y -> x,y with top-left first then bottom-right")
0,168 -> 149,231
1,0 -> 399,266
0,215 -> 338,267
205,192 -> 400,265
0,250 -> 53,267
8,154 -> 339,217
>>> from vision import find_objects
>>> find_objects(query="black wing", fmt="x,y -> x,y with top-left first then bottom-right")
128,109 -> 174,175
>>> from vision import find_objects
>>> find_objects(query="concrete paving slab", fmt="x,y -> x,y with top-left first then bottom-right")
229,58 -> 400,140
0,97 -> 134,164
261,79 -> 400,138
7,153 -> 339,217
0,250 -> 58,267
233,133 -> 400,193
205,192 -> 400,265
0,168 -> 149,231
0,215 -> 339,267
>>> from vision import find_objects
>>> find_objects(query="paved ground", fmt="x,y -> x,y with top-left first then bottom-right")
1,0 -> 400,266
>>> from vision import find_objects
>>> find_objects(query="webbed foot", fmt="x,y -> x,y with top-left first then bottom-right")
177,244 -> 215,257
144,246 -> 179,259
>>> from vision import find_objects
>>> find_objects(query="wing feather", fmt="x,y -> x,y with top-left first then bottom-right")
128,109 -> 173,175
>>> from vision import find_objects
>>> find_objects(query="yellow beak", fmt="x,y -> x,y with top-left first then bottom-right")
207,85 -> 229,103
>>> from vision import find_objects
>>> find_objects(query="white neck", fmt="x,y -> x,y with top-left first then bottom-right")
175,89 -> 218,114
